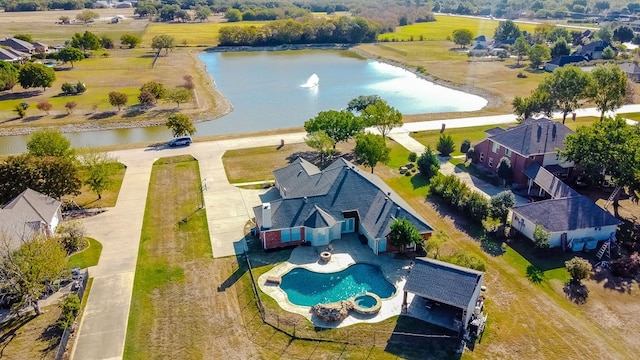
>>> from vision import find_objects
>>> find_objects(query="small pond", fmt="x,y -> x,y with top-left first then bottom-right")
279,263 -> 396,307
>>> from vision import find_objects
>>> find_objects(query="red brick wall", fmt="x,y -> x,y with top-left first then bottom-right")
262,229 -> 304,250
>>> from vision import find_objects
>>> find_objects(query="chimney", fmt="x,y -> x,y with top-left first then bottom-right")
536,124 -> 542,142
552,123 -> 557,141
262,203 -> 272,229
303,196 -> 307,203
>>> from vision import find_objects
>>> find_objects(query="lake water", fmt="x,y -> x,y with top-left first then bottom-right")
0,50 -> 487,155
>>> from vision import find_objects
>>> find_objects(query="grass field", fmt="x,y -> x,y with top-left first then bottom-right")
63,162 -> 127,208
141,21 -> 267,47
67,237 -> 103,269
0,306 -> 62,359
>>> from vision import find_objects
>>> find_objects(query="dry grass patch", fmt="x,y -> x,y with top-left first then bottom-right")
0,306 -> 62,359
63,162 -> 126,208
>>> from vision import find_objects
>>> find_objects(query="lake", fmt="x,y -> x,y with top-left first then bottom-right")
0,50 -> 487,155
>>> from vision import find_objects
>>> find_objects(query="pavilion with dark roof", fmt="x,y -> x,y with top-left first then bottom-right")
253,158 -> 434,253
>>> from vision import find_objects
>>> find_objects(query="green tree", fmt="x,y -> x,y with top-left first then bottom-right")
597,26 -> 613,42
587,63 -> 627,121
493,20 -> 521,41
533,224 -> 550,248
346,95 -> 382,112
490,190 -> 515,224
354,133 -> 390,173
528,44 -> 551,68
452,28 -> 473,48
14,33 -> 33,42
151,34 -> 175,56
195,6 -> 212,22
120,34 -> 141,49
58,294 -> 81,330
166,113 -> 196,137
61,82 -> 75,95
27,129 -> 73,158
550,39 -> 571,58
540,66 -> 590,124
497,157 -> 512,186
80,150 -> 118,200
436,134 -> 455,156
0,60 -> 19,91
442,250 -> 486,271
76,9 -> 100,24
304,131 -> 336,162
71,31 -> 102,53
225,8 -> 242,22
360,100 -> 403,140
57,47 -> 84,68
417,146 -> 440,180
304,110 -> 364,148
165,87 -> 192,108
613,25 -> 634,42
565,257 -> 592,282
512,36 -> 530,66
424,230 -> 448,259
108,91 -> 128,111
140,81 -> 167,102
14,102 -> 28,118
18,63 -> 56,91
388,217 -> 423,250
0,235 -> 68,315
101,36 -> 114,49
602,46 -> 616,60
547,27 -> 571,43
512,87 -> 554,121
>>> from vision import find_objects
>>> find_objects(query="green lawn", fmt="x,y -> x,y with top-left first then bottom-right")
67,237 -> 103,269
64,162 -> 127,209
411,124 -> 500,156
141,21 -> 267,47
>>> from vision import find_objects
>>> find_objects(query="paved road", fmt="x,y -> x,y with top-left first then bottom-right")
71,104 -> 640,359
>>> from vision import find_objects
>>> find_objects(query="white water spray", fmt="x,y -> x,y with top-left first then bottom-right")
301,73 -> 319,88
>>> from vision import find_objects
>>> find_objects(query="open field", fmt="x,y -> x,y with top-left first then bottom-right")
63,161 -> 126,208
0,306 -> 62,359
141,20 -> 267,47
67,237 -> 103,269
220,141 -> 640,359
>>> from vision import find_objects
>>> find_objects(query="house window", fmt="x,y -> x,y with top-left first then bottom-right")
281,229 -> 291,242
488,157 -> 494,168
505,148 -> 512,157
291,227 -> 301,241
492,142 -> 500,153
479,152 -> 485,162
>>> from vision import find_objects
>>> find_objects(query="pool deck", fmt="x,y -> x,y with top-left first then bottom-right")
258,234 -> 436,329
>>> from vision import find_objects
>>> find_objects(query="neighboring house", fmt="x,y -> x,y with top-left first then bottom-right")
619,62 -> 640,82
0,37 -> 35,54
0,188 -> 63,250
544,55 -> 587,72
403,258 -> 485,332
468,43 -> 489,56
572,40 -> 617,60
116,1 -> 133,8
511,195 -> 620,250
30,41 -> 49,54
472,118 -> 574,187
472,35 -> 490,48
0,47 -> 26,62
253,158 -> 434,253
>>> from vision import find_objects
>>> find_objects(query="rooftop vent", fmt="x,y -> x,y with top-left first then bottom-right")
536,124 -> 542,142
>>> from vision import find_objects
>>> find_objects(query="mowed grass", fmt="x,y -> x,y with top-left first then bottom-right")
63,162 -> 127,208
68,237 -> 103,269
0,306 -> 63,359
379,15 -> 540,42
124,155 -> 263,359
411,124 -> 501,156
142,21 -> 268,47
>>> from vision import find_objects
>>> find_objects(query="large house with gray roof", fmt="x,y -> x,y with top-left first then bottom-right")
472,118 -> 574,187
0,188 -> 63,249
253,158 -> 434,253
403,258 -> 485,332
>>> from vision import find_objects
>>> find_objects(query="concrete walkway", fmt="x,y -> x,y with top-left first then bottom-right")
71,103 -> 640,359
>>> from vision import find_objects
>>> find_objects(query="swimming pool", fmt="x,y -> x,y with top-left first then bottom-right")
279,264 -> 396,307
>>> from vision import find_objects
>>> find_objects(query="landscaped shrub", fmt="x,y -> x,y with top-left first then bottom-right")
460,139 -> 471,154
489,190 -> 515,224
565,257 -> 592,282
436,134 -> 455,156
442,250 -> 487,271
408,151 -> 417,163
61,82 -> 75,95
56,220 -> 86,255
58,294 -> 81,330
429,173 -> 490,223
417,146 -> 439,180
14,102 -> 29,118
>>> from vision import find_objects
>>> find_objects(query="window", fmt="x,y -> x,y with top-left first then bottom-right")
479,152 -> 485,162
281,229 -> 291,242
505,148 -> 512,157
488,157 -> 494,168
492,142 -> 500,153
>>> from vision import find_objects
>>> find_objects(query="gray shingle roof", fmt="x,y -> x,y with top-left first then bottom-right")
404,258 -> 483,309
0,188 -> 61,249
254,158 -> 433,238
488,118 -> 573,156
0,37 -> 34,52
511,195 -> 621,232
524,163 -> 578,199
303,206 -> 337,228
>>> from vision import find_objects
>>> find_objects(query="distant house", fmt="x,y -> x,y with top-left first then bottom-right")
572,40 -> 617,60
0,37 -> 35,54
544,55 -> 587,72
116,1 -> 132,8
472,118 -> 574,187
403,258 -> 485,332
30,41 -> 49,54
0,189 -> 63,250
0,47 -> 27,62
472,35 -> 490,48
511,195 -> 620,250
619,62 -> 640,82
468,43 -> 489,56
252,158 -> 434,253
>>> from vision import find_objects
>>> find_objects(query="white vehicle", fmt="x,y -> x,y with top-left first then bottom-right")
168,136 -> 192,147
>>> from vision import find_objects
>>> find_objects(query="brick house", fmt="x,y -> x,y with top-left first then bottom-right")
472,118 -> 574,187
253,158 -> 434,254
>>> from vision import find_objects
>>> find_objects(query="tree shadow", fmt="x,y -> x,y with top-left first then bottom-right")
563,280 -> 589,304
508,234 -> 578,272
0,116 -> 22,124
37,322 -> 62,353
526,265 -> 545,284
0,314 -> 37,357
218,255 -> 249,292
53,114 -> 69,119
480,236 -> 506,257
21,115 -> 45,123
0,90 -> 42,101
590,266 -> 634,294
87,111 -> 117,120
409,173 -> 428,190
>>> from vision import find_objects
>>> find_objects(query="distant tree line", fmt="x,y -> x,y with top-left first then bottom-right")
218,16 -> 380,46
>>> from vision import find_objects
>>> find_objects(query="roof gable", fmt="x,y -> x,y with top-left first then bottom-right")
511,195 -> 621,232
487,118 -> 573,156
524,164 -> 578,199
404,258 -> 483,309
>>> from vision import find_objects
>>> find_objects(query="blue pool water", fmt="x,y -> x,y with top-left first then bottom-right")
354,295 -> 377,308
280,264 -> 395,307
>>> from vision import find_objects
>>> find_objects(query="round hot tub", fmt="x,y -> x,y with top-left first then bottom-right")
351,292 -> 382,315
320,251 -> 332,262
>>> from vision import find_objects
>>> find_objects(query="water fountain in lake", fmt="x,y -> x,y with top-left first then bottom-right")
301,73 -> 319,88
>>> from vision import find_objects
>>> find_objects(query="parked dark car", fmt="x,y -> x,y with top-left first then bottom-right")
168,136 -> 192,147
